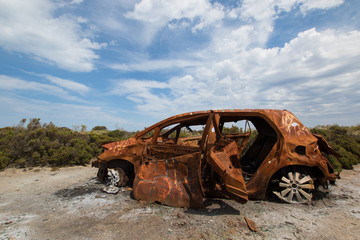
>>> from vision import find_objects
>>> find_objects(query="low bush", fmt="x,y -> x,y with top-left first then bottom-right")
311,124 -> 360,171
0,119 -> 134,169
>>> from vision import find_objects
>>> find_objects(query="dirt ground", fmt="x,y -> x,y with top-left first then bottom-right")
0,165 -> 359,240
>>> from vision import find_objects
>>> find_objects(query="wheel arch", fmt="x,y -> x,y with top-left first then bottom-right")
265,164 -> 324,197
97,159 -> 135,183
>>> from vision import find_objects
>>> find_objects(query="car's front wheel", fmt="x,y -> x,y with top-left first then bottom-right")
97,167 -> 108,182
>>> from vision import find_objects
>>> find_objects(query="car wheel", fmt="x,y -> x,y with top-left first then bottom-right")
273,171 -> 315,203
116,168 -> 130,187
97,167 -> 107,182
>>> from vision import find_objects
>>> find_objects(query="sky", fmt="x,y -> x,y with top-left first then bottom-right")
0,0 -> 359,131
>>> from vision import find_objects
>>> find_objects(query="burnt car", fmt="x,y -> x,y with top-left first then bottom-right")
92,109 -> 339,207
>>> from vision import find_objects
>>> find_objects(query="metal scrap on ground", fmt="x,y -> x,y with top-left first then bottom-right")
244,216 -> 258,232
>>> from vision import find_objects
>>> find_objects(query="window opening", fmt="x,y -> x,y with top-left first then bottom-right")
219,116 -> 278,175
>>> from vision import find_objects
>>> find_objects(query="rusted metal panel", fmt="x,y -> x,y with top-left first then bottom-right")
93,109 -> 339,207
98,137 -> 141,164
208,140 -> 248,203
133,152 -> 203,208
313,133 -> 341,158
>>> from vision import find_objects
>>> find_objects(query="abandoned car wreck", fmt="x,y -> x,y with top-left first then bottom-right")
92,109 -> 339,207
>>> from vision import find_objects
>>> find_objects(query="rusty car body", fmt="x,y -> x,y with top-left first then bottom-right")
92,109 -> 339,207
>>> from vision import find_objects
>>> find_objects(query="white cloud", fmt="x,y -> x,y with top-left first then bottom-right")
228,0 -> 297,48
101,0 -> 356,126
119,0 -> 346,58
111,79 -> 167,104
70,0 -> 84,4
109,59 -> 200,72
41,74 -> 90,94
0,75 -> 86,101
126,0 -> 224,32
112,0 -> 226,47
95,0 -> 345,53
0,75 -> 65,92
299,0 -> 344,14
215,0 -> 344,51
55,0 -> 84,7
257,29 -> 360,111
0,0 -> 105,72
111,28 -> 360,125
110,79 -> 174,114
232,0 -> 344,21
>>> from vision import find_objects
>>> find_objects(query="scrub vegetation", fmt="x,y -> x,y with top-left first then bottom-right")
0,119 -> 359,171
0,118 -> 134,169
311,124 -> 360,172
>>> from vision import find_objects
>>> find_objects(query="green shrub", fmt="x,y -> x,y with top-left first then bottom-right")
0,118 -> 137,169
311,125 -> 360,171
0,151 -> 10,169
107,129 -> 126,138
0,119 -> 110,169
92,126 -> 108,131
327,155 -> 342,172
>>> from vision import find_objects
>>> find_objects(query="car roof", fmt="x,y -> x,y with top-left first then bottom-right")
136,109 -> 316,144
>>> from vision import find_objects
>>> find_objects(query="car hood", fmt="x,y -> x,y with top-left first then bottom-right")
98,137 -> 139,161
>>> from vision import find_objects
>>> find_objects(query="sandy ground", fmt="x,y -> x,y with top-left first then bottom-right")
0,165 -> 359,240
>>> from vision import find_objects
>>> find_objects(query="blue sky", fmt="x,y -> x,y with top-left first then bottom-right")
0,0 -> 359,131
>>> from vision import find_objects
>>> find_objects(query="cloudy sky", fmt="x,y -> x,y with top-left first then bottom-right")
0,0 -> 359,130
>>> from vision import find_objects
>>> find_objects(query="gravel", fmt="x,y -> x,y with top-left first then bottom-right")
1,165 -> 359,240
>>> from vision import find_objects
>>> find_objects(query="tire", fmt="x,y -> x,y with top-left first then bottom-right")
273,171 -> 315,203
97,167 -> 108,182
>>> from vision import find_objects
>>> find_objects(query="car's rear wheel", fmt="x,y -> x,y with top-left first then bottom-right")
273,171 -> 315,203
